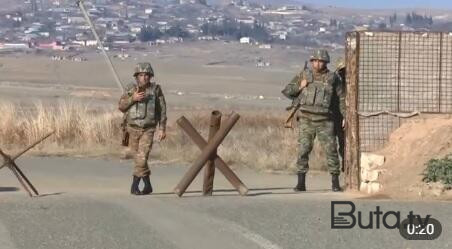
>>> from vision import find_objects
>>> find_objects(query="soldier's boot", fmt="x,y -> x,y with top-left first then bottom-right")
294,172 -> 306,192
332,175 -> 341,192
130,175 -> 141,195
141,175 -> 153,195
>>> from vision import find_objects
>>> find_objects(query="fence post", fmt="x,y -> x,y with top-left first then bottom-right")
345,32 -> 361,191
439,32 -> 443,113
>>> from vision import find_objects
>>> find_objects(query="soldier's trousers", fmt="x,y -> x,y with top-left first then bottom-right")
333,116 -> 345,171
127,126 -> 155,177
296,116 -> 341,175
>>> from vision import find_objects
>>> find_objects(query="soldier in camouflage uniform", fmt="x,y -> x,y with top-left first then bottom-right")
118,62 -> 167,195
333,59 -> 346,171
282,49 -> 345,192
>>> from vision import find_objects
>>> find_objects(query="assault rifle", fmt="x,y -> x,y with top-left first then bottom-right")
284,61 -> 308,128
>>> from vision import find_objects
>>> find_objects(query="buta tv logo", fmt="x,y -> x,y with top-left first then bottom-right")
331,201 -> 442,240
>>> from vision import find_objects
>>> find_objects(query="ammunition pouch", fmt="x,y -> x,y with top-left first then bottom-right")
299,72 -> 335,114
126,83 -> 159,128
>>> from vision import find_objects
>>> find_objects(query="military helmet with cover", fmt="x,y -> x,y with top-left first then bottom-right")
336,58 -> 345,71
310,49 -> 330,63
133,62 -> 154,77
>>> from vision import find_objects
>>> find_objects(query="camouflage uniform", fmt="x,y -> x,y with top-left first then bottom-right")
282,50 -> 345,177
118,63 -> 167,178
333,59 -> 346,170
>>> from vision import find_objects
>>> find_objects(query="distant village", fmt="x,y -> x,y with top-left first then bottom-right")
0,0 -> 440,54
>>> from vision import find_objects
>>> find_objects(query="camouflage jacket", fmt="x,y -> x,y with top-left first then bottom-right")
282,68 -> 345,121
118,82 -> 167,131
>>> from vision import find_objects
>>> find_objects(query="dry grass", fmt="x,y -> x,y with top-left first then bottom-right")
0,101 -> 121,157
0,101 -> 327,172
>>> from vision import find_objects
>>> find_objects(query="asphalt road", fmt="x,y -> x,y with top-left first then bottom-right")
0,157 -> 450,249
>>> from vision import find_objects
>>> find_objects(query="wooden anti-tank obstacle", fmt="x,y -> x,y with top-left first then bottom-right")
174,111 -> 248,197
0,131 -> 55,197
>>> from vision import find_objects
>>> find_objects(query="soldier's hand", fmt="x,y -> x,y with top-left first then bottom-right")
157,130 -> 166,141
299,79 -> 308,90
132,91 -> 146,102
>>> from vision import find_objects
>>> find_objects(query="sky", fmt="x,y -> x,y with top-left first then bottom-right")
296,0 -> 452,9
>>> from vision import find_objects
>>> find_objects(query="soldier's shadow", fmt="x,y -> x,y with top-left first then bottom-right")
247,188 -> 332,196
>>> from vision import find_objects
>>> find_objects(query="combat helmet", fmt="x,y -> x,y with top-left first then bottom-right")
133,62 -> 154,77
310,49 -> 330,63
336,58 -> 346,71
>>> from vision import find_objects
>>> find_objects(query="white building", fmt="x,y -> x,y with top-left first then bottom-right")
259,44 -> 272,49
129,24 -> 143,33
86,40 -> 98,46
240,37 -> 250,44
67,16 -> 85,24
236,17 -> 255,25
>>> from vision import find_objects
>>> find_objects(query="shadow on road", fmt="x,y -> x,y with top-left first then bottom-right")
0,187 -> 19,192
247,189 -> 333,196
151,187 -> 292,196
151,187 -> 333,197
37,192 -> 65,198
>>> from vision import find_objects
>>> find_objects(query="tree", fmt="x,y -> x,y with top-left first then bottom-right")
406,13 -> 412,25
166,25 -> 189,38
138,26 -> 162,42
405,12 -> 433,27
200,19 -> 270,42
329,18 -> 337,27
389,13 -> 397,26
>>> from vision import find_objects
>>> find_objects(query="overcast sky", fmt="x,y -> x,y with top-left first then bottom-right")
297,0 -> 452,9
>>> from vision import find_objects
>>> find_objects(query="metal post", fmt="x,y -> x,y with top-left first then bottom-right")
202,111 -> 222,196
174,113 -> 240,197
77,0 -> 124,93
177,116 -> 248,196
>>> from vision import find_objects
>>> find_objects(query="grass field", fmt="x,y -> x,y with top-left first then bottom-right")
0,100 -> 328,172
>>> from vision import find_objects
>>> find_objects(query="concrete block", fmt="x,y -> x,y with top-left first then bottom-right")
360,181 -> 382,194
368,182 -> 381,194
360,153 -> 385,170
360,181 -> 368,191
361,168 -> 381,182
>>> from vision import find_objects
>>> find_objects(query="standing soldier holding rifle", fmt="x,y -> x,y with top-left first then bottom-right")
334,58 -> 346,172
118,62 -> 167,195
282,49 -> 345,192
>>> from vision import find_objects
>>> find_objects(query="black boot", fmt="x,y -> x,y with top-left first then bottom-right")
294,172 -> 306,192
332,175 -> 341,192
131,175 -> 141,195
141,175 -> 153,195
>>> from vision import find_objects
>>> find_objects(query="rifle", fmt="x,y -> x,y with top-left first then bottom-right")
284,61 -> 308,129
